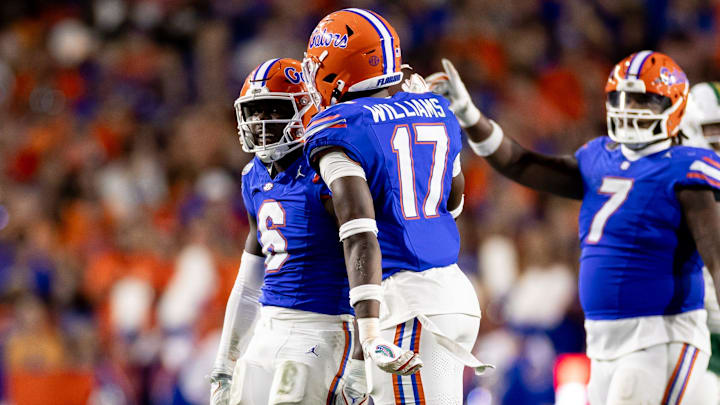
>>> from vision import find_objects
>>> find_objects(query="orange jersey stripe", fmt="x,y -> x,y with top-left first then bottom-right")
687,172 -> 720,188
308,114 -> 341,128
702,156 -> 720,170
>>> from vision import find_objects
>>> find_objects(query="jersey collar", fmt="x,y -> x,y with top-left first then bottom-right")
255,155 -> 305,184
620,139 -> 672,161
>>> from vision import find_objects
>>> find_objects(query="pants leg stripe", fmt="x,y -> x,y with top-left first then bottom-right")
326,321 -> 352,405
674,347 -> 699,405
394,322 -> 407,405
408,318 -> 425,405
662,343 -> 689,405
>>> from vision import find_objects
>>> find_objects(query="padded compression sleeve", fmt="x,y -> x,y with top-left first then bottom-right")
318,150 -> 366,187
212,251 -> 265,375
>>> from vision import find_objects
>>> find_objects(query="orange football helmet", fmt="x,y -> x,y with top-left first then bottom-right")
605,50 -> 689,145
301,8 -> 403,111
235,58 -> 315,162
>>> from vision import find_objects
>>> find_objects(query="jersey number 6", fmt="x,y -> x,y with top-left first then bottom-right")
588,177 -> 634,244
391,123 -> 450,219
258,200 -> 288,272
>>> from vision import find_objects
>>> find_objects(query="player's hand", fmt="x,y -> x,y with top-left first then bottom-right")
209,371 -> 232,405
425,58 -> 481,128
335,359 -> 369,405
362,337 -> 423,376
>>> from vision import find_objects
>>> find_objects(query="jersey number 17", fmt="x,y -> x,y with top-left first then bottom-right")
391,123 -> 450,219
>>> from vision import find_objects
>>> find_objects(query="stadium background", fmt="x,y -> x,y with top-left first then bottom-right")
0,0 -> 717,404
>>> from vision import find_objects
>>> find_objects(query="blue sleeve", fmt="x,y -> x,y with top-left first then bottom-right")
575,137 -> 605,162
574,137 -> 606,182
304,106 -> 371,171
673,148 -> 720,192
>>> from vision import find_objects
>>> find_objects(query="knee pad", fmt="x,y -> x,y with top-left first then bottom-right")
268,360 -> 309,405
606,367 -> 658,405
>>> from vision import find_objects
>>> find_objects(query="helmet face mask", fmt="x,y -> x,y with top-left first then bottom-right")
605,51 -> 689,147
606,90 -> 677,146
701,123 -> 720,150
235,58 -> 314,163
301,54 -> 326,113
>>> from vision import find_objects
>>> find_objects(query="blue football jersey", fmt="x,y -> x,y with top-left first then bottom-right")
241,156 -> 352,315
576,136 -> 720,320
303,92 -> 463,278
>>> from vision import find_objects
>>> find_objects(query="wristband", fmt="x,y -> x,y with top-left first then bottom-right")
468,120 -> 504,156
461,105 -> 482,128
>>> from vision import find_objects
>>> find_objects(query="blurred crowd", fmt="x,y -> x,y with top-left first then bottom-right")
0,0 -> 718,404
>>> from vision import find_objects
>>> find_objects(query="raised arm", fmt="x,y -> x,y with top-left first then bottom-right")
678,188 -> 720,301
427,59 -> 584,200
210,214 -> 264,405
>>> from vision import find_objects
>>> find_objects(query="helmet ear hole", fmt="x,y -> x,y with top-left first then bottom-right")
323,73 -> 337,83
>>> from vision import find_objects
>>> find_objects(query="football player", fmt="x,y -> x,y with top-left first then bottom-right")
427,54 -> 720,404
301,9 -> 491,404
209,58 -> 369,405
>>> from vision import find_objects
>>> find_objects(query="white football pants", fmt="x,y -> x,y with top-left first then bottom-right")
685,369 -> 719,405
229,307 -> 355,405
367,313 -> 480,405
588,342 -> 709,405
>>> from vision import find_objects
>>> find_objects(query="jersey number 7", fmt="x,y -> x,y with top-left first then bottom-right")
391,123 -> 449,219
588,177 -> 634,243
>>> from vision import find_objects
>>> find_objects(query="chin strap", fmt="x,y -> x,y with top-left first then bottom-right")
619,138 -> 672,161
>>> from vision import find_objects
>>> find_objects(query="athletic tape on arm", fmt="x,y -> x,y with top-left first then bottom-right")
450,194 -> 464,218
453,154 -> 461,177
319,150 -> 366,187
356,317 -> 381,344
349,283 -> 383,306
339,218 -> 378,241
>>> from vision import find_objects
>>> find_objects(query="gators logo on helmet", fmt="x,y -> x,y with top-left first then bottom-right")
301,8 -> 403,111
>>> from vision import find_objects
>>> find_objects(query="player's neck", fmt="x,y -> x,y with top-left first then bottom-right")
620,139 -> 672,161
370,88 -> 390,98
341,88 -> 391,103
266,149 -> 303,178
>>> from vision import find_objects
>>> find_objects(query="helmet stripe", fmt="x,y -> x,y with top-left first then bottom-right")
710,82 -> 720,106
252,58 -> 281,86
626,50 -> 653,79
345,8 -> 394,75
